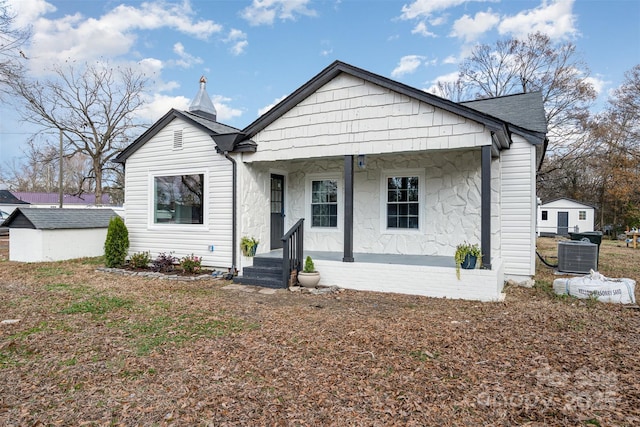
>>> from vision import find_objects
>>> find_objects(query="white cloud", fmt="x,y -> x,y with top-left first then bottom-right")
424,71 -> 461,96
400,0 -> 493,20
411,21 -> 436,37
212,95 -> 243,121
498,0 -> 577,41
451,10 -> 500,43
391,55 -> 427,78
241,0 -> 317,26
137,93 -> 190,122
225,29 -> 249,55
258,94 -> 288,116
171,42 -> 204,68
7,0 -> 56,28
17,0 -> 222,74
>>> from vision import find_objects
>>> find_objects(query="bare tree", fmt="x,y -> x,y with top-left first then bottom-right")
8,61 -> 148,202
538,65 -> 640,231
0,0 -> 29,99
438,32 -> 597,155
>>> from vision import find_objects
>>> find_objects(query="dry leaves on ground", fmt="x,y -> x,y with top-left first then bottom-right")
0,238 -> 639,426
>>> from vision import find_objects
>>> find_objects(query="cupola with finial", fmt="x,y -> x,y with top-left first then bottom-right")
188,76 -> 217,121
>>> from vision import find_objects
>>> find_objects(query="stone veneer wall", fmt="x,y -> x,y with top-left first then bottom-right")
240,149 -> 494,258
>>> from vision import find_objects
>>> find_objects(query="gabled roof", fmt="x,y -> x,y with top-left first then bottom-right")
2,208 -> 118,229
240,60 -> 548,151
540,198 -> 596,209
113,109 -> 252,164
0,190 -> 29,205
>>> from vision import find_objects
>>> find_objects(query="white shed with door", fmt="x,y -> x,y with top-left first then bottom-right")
3,208 -> 118,262
537,198 -> 595,236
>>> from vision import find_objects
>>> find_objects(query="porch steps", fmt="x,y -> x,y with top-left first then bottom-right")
234,256 -> 286,289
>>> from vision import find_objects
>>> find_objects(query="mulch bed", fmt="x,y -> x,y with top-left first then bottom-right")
0,238 -> 639,426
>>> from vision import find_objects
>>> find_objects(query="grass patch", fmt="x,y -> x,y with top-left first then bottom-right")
61,295 -> 133,315
9,321 -> 49,340
0,343 -> 36,369
128,313 -> 258,355
35,266 -> 74,278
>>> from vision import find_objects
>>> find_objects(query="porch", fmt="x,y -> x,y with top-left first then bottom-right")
245,250 -> 506,302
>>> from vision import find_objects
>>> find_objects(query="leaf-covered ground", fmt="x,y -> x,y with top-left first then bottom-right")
0,238 -> 639,426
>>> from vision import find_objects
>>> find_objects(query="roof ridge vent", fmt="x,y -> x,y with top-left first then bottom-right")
188,76 -> 217,121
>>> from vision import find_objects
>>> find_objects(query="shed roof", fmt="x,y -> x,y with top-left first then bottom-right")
2,208 -> 118,230
0,190 -> 30,205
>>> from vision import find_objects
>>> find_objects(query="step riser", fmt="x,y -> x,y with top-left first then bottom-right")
252,257 -> 282,268
233,276 -> 285,289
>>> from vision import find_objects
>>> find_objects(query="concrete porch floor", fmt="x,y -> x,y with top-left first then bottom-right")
255,249 -> 456,268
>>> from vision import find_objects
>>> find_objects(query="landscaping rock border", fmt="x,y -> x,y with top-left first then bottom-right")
96,267 -> 217,281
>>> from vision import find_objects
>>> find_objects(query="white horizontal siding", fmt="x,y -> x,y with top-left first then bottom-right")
500,136 -> 536,278
246,73 -> 491,162
124,118 -> 234,269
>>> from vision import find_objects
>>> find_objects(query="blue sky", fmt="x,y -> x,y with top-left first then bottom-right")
1,0 -> 639,166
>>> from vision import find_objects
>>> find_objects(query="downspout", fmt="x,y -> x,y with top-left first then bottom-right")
223,151 -> 237,273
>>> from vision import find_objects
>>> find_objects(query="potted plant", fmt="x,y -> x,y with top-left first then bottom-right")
455,241 -> 481,279
297,255 -> 321,288
240,236 -> 259,257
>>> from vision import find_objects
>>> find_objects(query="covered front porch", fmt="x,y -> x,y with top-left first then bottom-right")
252,249 -> 506,301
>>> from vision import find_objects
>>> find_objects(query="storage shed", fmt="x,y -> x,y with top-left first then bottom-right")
537,198 -> 595,236
2,208 -> 118,262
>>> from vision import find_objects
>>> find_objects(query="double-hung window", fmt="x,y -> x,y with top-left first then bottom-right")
153,173 -> 204,224
311,179 -> 338,227
381,170 -> 423,232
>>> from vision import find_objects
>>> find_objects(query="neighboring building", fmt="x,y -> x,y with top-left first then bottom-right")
115,61 -> 548,301
3,208 -> 118,262
537,198 -> 595,236
0,189 -> 30,216
12,192 -> 114,209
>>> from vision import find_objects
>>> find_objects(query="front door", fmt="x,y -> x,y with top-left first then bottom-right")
557,211 -> 569,235
270,174 -> 285,249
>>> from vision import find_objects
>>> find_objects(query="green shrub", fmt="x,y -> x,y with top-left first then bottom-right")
303,256 -> 315,273
130,251 -> 151,269
180,253 -> 202,274
104,216 -> 129,268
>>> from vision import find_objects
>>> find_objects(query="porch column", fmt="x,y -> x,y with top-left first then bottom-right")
343,155 -> 354,262
481,145 -> 492,269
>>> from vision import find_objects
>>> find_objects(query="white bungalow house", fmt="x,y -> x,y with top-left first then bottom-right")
114,61 -> 547,301
537,198 -> 595,236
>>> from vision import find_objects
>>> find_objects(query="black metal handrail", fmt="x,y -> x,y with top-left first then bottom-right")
281,218 -> 304,287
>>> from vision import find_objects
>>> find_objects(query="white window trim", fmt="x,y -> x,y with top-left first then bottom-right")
379,168 -> 425,234
305,173 -> 342,233
147,168 -> 209,231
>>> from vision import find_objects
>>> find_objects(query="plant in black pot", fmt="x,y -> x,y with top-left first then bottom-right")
297,255 -> 321,288
454,242 -> 481,280
240,236 -> 259,257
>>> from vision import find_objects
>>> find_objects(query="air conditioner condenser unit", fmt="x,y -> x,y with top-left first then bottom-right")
557,240 -> 598,274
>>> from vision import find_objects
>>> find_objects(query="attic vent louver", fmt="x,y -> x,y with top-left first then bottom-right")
173,129 -> 183,150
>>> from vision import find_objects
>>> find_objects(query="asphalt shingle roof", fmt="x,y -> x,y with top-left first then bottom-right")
0,190 -> 30,205
461,92 -> 547,134
3,208 -> 118,229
